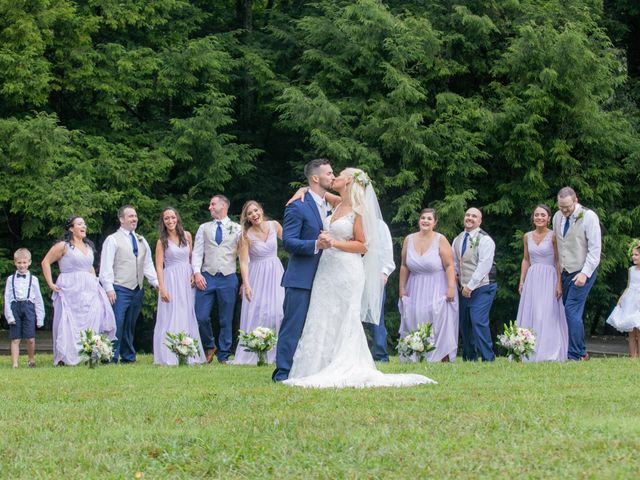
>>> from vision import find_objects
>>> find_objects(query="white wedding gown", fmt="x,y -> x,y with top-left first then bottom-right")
284,212 -> 435,388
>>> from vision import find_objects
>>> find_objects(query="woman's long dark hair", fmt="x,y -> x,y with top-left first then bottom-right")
158,207 -> 187,250
62,216 -> 95,250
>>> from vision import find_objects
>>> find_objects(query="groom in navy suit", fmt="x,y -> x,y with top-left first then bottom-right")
272,158 -> 335,382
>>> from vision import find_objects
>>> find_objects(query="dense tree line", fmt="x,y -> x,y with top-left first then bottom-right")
1,0 -> 639,347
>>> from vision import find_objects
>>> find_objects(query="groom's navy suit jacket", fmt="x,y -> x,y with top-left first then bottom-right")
281,192 -> 324,290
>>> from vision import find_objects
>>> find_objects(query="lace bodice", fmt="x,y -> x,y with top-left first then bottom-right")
325,210 -> 356,242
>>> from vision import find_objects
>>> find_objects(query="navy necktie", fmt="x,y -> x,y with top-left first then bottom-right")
563,218 -> 570,237
129,232 -> 139,257
461,232 -> 470,257
215,221 -> 223,245
16,273 -> 26,278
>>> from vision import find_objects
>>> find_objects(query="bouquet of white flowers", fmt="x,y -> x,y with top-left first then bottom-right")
238,326 -> 277,366
165,332 -> 200,366
397,323 -> 435,362
78,329 -> 114,368
497,321 -> 536,362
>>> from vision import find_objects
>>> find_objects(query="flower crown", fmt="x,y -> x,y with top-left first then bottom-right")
352,170 -> 371,188
628,238 -> 640,257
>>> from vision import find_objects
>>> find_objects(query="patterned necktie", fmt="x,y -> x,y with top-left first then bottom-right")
461,232 -> 470,257
215,221 -> 223,245
562,217 -> 570,237
129,232 -> 139,257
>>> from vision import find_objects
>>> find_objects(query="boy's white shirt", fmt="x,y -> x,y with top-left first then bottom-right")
4,272 -> 46,327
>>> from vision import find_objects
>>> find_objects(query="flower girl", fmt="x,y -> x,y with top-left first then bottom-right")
606,240 -> 640,357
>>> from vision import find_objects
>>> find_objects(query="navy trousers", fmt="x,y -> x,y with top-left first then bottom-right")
562,270 -> 597,360
111,285 -> 144,362
272,287 -> 311,381
459,283 -> 497,361
363,288 -> 389,361
9,301 -> 36,340
195,272 -> 238,361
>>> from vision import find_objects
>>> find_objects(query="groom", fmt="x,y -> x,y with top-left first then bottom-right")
272,158 -> 335,382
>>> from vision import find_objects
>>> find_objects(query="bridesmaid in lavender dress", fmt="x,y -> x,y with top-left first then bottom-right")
42,217 -> 116,366
153,208 -> 205,365
232,200 -> 284,364
516,204 -> 568,361
399,208 -> 458,362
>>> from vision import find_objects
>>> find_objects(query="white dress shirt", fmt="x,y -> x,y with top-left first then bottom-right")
379,220 -> 396,277
99,227 -> 158,292
558,204 -> 601,277
4,272 -> 46,326
191,217 -> 239,274
453,227 -> 496,291
308,190 -> 329,220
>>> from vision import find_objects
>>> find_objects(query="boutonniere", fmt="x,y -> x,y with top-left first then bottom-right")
469,237 -> 481,249
227,223 -> 240,235
575,211 -> 584,221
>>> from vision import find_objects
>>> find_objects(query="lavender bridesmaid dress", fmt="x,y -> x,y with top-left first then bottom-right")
153,241 -> 205,365
398,233 -> 459,362
232,221 -> 284,364
516,232 -> 568,361
52,246 -> 116,366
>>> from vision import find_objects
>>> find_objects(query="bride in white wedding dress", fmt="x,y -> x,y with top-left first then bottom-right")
283,168 -> 435,388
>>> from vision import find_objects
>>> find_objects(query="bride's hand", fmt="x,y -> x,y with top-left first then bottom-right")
285,187 -> 308,206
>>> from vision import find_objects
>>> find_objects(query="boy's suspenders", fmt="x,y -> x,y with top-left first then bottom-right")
11,273 -> 33,302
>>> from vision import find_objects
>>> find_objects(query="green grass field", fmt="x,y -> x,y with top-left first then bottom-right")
1,355 -> 639,479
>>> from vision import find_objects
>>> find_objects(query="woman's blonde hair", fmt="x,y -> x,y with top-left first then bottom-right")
343,168 -> 370,216
239,200 -> 265,238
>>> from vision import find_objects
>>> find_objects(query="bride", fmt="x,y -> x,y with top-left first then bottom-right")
284,168 -> 435,388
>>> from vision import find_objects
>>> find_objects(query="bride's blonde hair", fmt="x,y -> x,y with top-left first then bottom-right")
344,168 -> 370,216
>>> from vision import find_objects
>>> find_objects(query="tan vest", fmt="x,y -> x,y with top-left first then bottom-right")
553,211 -> 588,273
112,231 -> 147,289
201,221 -> 240,276
454,230 -> 494,288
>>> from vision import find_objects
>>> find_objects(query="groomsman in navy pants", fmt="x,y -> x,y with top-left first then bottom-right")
452,208 -> 497,362
273,159 -> 335,381
192,195 -> 242,364
100,205 -> 158,363
552,187 -> 601,361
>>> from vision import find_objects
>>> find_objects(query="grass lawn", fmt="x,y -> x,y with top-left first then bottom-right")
1,355 -> 639,478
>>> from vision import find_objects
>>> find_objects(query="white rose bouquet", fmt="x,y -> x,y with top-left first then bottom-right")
397,323 -> 435,362
238,327 -> 277,366
78,329 -> 114,368
497,321 -> 536,362
165,332 -> 200,366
